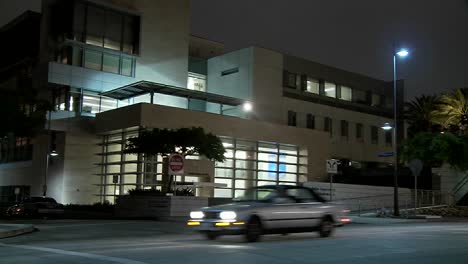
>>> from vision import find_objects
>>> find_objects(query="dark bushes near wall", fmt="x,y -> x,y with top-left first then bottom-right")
63,202 -> 115,219
127,188 -> 195,196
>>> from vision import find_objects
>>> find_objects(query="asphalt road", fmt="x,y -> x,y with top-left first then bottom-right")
0,219 -> 467,264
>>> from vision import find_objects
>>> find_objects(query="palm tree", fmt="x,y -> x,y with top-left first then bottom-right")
433,88 -> 468,135
404,94 -> 440,137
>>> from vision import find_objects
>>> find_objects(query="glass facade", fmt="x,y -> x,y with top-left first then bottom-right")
56,44 -> 136,77
98,133 -> 306,202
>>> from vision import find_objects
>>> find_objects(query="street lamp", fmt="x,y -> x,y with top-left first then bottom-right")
381,123 -> 393,131
391,48 -> 409,216
221,102 -> 253,115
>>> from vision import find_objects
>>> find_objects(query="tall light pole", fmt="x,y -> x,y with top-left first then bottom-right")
392,48 -> 409,216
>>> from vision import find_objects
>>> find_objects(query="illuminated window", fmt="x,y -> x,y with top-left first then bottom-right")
324,82 -> 336,98
340,86 -> 352,101
306,78 -> 319,94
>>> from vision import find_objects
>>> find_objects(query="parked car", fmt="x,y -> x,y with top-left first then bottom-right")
6,196 -> 64,218
188,185 -> 350,242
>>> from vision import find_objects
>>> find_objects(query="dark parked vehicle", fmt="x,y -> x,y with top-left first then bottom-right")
6,196 -> 64,218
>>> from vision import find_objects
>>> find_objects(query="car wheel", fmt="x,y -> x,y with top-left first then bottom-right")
245,216 -> 262,242
319,217 -> 334,238
205,232 -> 218,240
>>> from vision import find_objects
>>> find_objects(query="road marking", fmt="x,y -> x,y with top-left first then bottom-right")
0,243 -> 148,264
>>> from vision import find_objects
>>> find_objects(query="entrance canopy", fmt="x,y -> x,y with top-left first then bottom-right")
100,81 -> 245,107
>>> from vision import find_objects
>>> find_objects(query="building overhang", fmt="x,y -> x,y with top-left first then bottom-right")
100,81 -> 245,107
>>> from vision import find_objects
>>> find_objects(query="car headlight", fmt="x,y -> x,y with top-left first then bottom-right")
190,211 -> 204,219
219,211 -> 237,220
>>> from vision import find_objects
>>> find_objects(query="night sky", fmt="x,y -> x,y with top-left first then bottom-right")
1,0 -> 466,100
191,0 -> 468,100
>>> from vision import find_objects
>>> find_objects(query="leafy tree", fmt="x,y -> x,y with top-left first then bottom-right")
125,127 -> 226,193
125,127 -> 226,162
433,88 -> 468,135
404,95 -> 440,137
400,132 -> 468,171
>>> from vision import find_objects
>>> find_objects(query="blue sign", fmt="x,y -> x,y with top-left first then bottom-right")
378,152 -> 394,157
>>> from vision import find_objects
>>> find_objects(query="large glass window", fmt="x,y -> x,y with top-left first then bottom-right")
98,136 -> 306,201
103,53 -> 120,74
57,44 -> 135,77
324,82 -> 336,98
306,78 -> 319,94
340,86 -> 352,101
84,49 -> 102,71
71,2 -> 140,55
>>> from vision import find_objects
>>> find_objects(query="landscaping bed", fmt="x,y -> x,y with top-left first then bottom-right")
416,206 -> 468,217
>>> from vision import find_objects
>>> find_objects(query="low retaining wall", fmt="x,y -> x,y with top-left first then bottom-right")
303,182 -> 413,212
115,196 -> 208,218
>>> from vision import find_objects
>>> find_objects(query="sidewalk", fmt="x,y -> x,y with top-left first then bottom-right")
0,224 -> 36,239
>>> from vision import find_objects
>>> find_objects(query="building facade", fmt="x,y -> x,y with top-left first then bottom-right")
0,0 -> 402,204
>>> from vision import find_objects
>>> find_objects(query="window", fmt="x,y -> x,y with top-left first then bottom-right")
353,89 -> 367,104
121,57 -> 134,77
385,131 -> 392,145
286,188 -> 317,203
356,123 -> 363,139
306,114 -> 315,129
324,82 -> 336,98
341,120 -> 349,138
283,71 -> 297,88
70,2 -> 140,54
84,49 -> 102,71
187,73 -> 206,92
306,77 -> 319,94
221,68 -> 239,76
288,111 -> 297,126
372,94 -> 381,106
371,126 -> 378,144
340,86 -> 352,101
324,117 -> 333,135
58,44 -> 135,76
102,53 -> 120,74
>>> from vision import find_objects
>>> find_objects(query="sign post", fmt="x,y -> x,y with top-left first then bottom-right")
326,159 -> 339,201
409,159 -> 423,212
168,154 -> 185,193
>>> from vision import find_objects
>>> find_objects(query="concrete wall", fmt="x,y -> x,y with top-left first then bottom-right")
434,164 -> 468,203
96,103 -> 331,181
250,47 -> 393,163
61,132 -> 101,205
207,47 -> 253,100
304,182 -> 413,212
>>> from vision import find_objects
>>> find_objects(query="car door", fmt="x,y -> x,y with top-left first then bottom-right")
265,195 -> 299,229
285,187 -> 323,228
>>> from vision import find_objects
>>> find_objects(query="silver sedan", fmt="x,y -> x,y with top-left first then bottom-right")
188,185 -> 350,242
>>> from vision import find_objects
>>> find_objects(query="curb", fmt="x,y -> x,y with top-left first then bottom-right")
0,225 -> 36,239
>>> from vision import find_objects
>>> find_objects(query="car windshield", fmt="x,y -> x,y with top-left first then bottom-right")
234,187 -> 277,202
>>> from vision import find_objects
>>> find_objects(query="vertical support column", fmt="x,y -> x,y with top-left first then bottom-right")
119,131 -> 126,197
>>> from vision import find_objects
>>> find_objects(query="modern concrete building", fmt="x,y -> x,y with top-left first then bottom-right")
0,0 -> 402,205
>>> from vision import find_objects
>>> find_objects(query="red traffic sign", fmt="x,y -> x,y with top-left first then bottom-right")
169,154 -> 184,175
